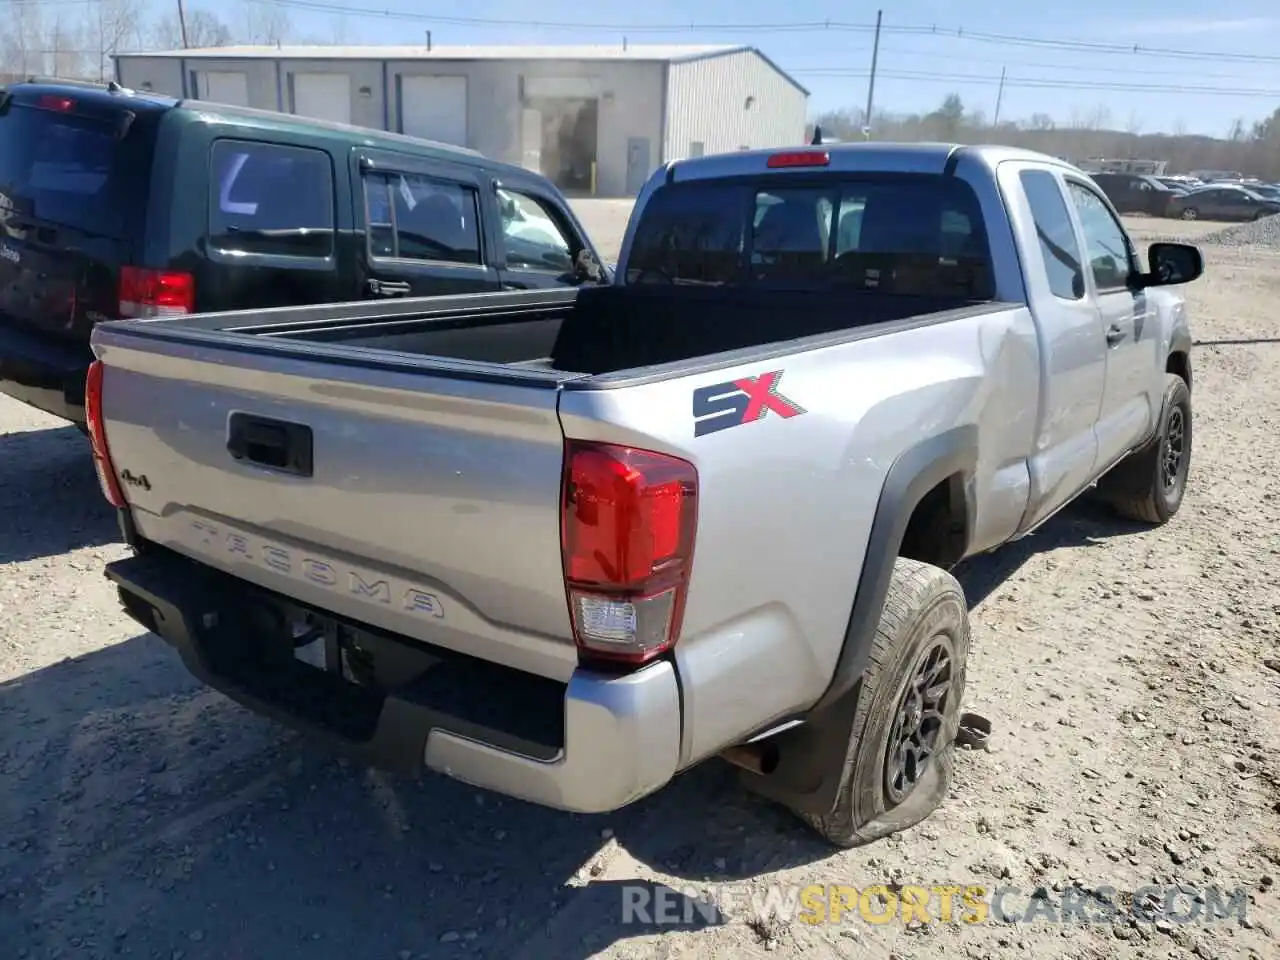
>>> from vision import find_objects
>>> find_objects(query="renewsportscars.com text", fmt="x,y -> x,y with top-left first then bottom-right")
620,882 -> 1250,928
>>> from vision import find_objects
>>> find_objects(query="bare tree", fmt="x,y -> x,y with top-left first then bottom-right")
91,0 -> 144,80
0,1 -> 44,77
241,1 -> 293,45
328,16 -> 352,45
152,8 -> 234,50
1086,103 -> 1113,131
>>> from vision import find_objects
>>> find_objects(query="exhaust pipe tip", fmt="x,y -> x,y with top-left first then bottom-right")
720,741 -> 781,777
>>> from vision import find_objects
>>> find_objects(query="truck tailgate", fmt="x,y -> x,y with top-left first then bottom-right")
92,325 -> 580,683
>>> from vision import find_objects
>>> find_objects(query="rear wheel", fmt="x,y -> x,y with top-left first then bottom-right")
1180,207 -> 1199,220
1097,372 -> 1192,524
796,558 -> 970,848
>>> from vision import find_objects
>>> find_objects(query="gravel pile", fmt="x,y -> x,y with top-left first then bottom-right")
1197,211 -> 1280,248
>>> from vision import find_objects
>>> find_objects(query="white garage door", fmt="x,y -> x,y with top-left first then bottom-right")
400,75 -> 468,147
291,73 -> 352,125
197,71 -> 249,106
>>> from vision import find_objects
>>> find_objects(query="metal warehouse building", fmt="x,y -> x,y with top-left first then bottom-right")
113,44 -> 809,196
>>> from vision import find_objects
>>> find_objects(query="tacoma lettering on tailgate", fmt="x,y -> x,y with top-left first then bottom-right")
692,370 -> 806,438
189,520 -> 445,618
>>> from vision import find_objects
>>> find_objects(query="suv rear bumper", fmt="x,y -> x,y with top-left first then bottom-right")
0,322 -> 90,424
104,547 -> 683,814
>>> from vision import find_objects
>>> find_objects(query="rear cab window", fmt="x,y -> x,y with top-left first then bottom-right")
626,174 -> 995,298
209,139 -> 335,258
0,93 -> 159,242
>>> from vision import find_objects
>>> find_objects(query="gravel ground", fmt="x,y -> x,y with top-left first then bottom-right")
1,208 -> 1277,960
1197,213 -> 1280,249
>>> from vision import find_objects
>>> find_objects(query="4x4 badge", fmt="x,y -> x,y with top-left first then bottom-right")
120,469 -> 151,492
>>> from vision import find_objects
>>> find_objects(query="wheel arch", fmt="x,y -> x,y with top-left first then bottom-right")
1167,329 -> 1192,393
816,424 -> 979,712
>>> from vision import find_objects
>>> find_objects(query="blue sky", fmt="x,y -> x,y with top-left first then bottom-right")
209,0 -> 1280,136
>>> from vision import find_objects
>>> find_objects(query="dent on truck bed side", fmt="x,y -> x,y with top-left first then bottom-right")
814,424 -> 978,712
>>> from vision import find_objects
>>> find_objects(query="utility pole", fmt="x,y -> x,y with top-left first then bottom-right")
177,0 -> 190,48
863,9 -> 882,139
993,66 -> 1007,126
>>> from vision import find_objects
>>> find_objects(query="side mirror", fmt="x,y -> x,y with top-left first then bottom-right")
1141,242 -> 1204,288
574,248 -> 604,283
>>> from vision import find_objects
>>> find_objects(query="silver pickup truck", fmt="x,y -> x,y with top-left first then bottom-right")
89,143 -> 1203,847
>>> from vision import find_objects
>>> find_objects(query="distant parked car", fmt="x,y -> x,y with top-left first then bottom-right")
1090,173 -> 1183,217
1155,176 -> 1201,191
1165,185 -> 1280,222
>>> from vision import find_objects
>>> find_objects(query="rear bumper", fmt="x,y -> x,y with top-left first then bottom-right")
0,322 -> 90,423
104,547 -> 682,814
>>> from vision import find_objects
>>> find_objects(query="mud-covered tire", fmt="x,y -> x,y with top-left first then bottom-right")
797,557 -> 970,848
1098,372 -> 1192,524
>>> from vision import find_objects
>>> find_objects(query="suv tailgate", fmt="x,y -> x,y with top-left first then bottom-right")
93,324 -> 582,682
0,92 -> 160,344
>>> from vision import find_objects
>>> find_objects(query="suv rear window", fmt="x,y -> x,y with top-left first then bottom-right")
626,175 -> 994,298
0,101 -> 157,240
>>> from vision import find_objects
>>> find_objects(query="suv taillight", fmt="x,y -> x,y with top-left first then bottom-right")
85,360 -> 126,508
118,266 -> 195,318
560,440 -> 698,668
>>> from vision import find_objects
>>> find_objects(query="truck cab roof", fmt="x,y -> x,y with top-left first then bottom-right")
667,141 -> 1084,183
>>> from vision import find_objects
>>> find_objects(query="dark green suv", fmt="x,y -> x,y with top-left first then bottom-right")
0,79 -> 607,426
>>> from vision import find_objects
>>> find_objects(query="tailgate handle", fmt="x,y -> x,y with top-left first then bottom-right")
227,413 -> 314,477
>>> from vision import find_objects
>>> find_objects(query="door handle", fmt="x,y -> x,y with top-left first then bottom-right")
367,279 -> 411,297
502,281 -> 529,290
1105,324 -> 1125,346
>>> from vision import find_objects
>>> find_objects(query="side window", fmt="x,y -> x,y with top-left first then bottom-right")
209,140 -> 334,257
1019,170 -> 1085,300
362,171 -> 481,265
496,188 -> 575,273
1067,181 -> 1135,292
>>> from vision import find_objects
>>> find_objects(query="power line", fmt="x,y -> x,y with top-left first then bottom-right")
207,2 -> 1280,65
856,44 -> 1275,83
9,0 -> 1280,67
788,68 -> 1280,99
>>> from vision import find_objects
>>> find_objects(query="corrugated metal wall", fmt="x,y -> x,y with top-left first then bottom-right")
663,50 -> 807,163
115,55 -> 665,197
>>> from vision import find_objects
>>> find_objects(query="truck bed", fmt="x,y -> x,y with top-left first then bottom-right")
90,283 -> 1010,684
157,285 -> 1002,378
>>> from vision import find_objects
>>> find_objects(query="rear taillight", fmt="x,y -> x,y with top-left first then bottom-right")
560,440 -> 698,668
37,94 -> 75,112
118,266 -> 195,318
767,150 -> 830,169
85,360 -> 126,508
